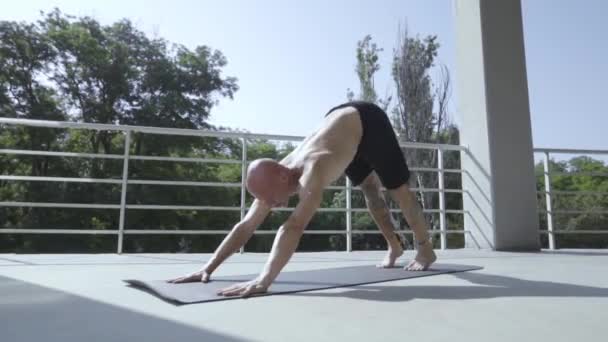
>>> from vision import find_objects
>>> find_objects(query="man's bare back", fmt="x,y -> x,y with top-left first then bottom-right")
281,106 -> 363,196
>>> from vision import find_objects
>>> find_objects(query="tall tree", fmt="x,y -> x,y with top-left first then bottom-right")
1,10 -> 240,253
391,27 -> 457,229
347,35 -> 391,110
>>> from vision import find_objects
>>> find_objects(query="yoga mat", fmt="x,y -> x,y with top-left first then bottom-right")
126,263 -> 482,305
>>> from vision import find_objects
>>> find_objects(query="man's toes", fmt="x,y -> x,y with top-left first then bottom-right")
406,262 -> 426,271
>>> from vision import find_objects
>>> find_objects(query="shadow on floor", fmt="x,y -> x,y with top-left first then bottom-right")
0,275 -> 249,342
542,250 -> 608,257
290,271 -> 608,302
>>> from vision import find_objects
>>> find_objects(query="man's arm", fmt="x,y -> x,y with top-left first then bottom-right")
257,188 -> 323,286
204,199 -> 271,273
168,199 -> 270,283
217,173 -> 324,296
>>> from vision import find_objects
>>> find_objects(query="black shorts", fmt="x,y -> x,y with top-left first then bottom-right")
326,101 -> 410,189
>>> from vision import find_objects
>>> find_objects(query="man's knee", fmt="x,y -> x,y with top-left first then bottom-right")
360,175 -> 387,210
360,173 -> 381,193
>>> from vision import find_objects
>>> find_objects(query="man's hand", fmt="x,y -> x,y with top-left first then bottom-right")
217,278 -> 269,297
167,268 -> 211,284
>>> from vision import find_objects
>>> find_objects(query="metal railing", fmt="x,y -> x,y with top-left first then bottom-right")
534,148 -> 608,249
0,118 -> 468,253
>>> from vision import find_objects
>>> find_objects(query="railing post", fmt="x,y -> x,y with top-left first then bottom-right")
543,151 -> 555,250
239,138 -> 248,254
346,178 -> 352,252
117,130 -> 131,254
438,148 -> 447,250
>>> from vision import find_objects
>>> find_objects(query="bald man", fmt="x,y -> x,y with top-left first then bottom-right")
168,101 -> 437,297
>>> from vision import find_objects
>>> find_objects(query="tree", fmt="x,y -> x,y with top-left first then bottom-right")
391,27 -> 459,237
39,9 -> 238,174
535,156 -> 608,248
344,31 -> 463,248
1,10 -> 240,253
347,35 -> 391,110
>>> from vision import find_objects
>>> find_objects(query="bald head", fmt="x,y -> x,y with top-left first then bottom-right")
246,159 -> 298,207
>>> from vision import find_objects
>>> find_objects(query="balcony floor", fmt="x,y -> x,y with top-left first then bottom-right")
1,249 -> 607,342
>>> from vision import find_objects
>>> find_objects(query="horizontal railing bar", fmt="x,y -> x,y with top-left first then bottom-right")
267,207 -> 342,212
351,208 -> 466,214
126,205 -> 240,211
124,230 -> 232,235
543,171 -> 608,177
538,209 -> 608,214
128,180 -> 242,187
0,118 -> 465,151
0,149 -> 468,172
0,228 -> 475,235
0,149 -> 467,172
537,190 -> 608,196
409,167 -> 463,173
0,152 -> 468,174
0,117 -> 305,141
540,230 -> 608,234
126,229 -> 415,235
0,149 -> 124,159
350,186 -> 463,193
534,147 -> 608,155
1,201 -> 467,214
0,201 -> 120,209
0,229 -> 117,234
351,229 -> 469,234
130,155 -> 242,164
325,186 -> 464,193
397,140 -> 466,151
268,207 -> 465,214
443,189 -> 465,194
255,230 -> 345,235
7,229 -> 591,237
0,175 -> 122,184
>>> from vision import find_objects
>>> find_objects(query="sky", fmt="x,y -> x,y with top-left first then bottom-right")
2,0 -> 608,152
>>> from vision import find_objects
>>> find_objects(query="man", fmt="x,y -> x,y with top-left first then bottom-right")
168,101 -> 437,297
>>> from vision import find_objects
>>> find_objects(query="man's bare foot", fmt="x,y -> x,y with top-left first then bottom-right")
405,241 -> 436,271
376,245 -> 404,268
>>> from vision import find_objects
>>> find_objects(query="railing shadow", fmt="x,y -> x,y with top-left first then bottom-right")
0,275 -> 249,342
289,271 -> 608,302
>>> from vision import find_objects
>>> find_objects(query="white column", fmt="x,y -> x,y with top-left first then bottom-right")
455,0 -> 540,250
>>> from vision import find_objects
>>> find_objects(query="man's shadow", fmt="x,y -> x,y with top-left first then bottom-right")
291,271 -> 608,302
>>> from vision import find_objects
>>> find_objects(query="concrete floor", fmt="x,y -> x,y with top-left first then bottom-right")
1,249 -> 607,342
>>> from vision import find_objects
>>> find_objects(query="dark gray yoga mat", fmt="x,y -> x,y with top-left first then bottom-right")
125,263 -> 482,305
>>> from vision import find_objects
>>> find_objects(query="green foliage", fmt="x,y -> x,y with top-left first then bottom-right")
3,11 -> 603,254
536,157 -> 608,248
0,10 -> 246,253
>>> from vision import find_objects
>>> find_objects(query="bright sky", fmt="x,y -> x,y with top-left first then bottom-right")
3,0 -> 608,151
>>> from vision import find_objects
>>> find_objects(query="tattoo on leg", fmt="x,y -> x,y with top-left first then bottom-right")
365,191 -> 387,210
363,188 -> 396,230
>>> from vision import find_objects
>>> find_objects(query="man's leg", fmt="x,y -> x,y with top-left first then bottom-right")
388,183 -> 437,271
359,172 -> 404,267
